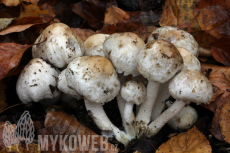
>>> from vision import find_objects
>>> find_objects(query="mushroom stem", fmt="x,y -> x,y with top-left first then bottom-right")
147,100 -> 186,137
135,81 -> 161,134
84,100 -> 129,147
117,94 -> 136,139
151,81 -> 170,121
123,102 -> 136,138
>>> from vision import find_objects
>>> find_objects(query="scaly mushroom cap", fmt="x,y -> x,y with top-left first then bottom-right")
148,26 -> 199,57
16,58 -> 61,104
137,40 -> 183,83
57,69 -> 81,99
169,69 -> 213,104
121,80 -> 146,105
65,56 -> 120,104
32,23 -> 85,68
84,34 -> 110,56
177,47 -> 201,71
103,32 -> 145,76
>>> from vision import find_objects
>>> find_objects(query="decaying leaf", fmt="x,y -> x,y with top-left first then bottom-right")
71,1 -> 105,29
0,43 -> 32,80
159,0 -> 200,32
0,0 -> 39,7
0,143 -> 40,153
156,126 -> 212,153
194,0 -> 230,31
211,36 -> 230,66
0,18 -> 15,31
98,22 -> 147,41
104,5 -> 130,25
45,111 -> 119,153
218,94 -> 230,144
0,17 -> 46,36
71,28 -> 95,42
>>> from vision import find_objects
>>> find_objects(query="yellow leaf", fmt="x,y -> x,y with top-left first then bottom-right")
156,126 -> 212,153
0,81 -> 7,112
0,143 -> 41,153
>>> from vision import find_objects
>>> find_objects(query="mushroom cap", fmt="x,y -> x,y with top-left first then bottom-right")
169,69 -> 213,104
57,69 -> 81,99
178,47 -> 201,71
16,58 -> 61,104
148,26 -> 199,57
65,56 -> 120,104
32,23 -> 85,68
103,32 -> 145,76
84,34 -> 110,56
137,40 -> 184,83
121,80 -> 147,105
166,104 -> 198,130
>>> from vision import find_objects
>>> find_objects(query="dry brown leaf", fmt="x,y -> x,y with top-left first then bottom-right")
70,28 -> 95,42
218,93 -> 230,144
104,5 -> 130,25
156,126 -> 212,153
45,111 -> 119,153
201,63 -> 230,82
159,0 -> 200,32
0,43 -> 32,80
0,0 -> 39,6
0,17 -> 46,36
0,143 -> 40,153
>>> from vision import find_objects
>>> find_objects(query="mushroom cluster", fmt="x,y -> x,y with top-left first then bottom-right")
16,24 -> 213,147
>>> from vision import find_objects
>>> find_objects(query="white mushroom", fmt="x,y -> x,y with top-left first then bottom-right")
136,40 -> 183,137
84,34 -> 110,56
16,58 -> 61,107
103,32 -> 145,76
148,26 -> 199,57
65,56 -> 129,146
121,80 -> 146,133
103,32 -> 145,139
150,47 -> 201,121
32,23 -> 85,68
147,69 -> 213,136
166,101 -> 198,130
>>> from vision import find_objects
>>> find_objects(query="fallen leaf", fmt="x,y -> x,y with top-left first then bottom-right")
159,0 -> 200,32
0,143 -> 40,153
98,22 -> 147,41
0,43 -> 32,80
0,18 -> 15,31
156,126 -> 212,153
0,81 -> 7,113
194,0 -> 230,31
0,17 -> 46,36
211,36 -> 230,66
218,93 -> 230,144
71,1 -> 105,29
71,28 -> 95,42
104,5 -> 129,25
45,111 -> 119,153
0,0 -> 39,6
201,63 -> 230,81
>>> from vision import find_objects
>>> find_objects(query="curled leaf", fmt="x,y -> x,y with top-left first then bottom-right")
156,126 -> 212,153
104,5 -> 130,25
